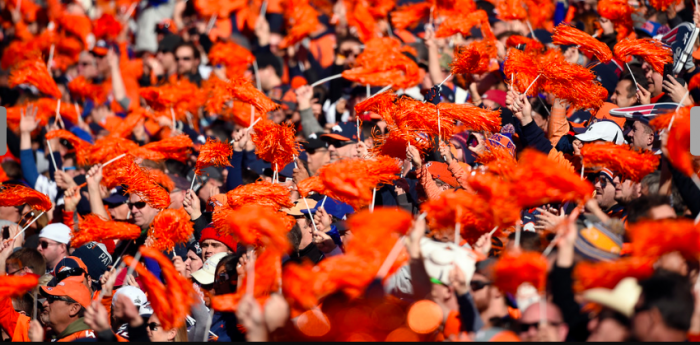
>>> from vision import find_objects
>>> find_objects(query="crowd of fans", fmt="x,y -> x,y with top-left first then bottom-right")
1,0 -> 700,341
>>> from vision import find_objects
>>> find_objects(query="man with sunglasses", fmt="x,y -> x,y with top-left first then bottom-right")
40,280 -> 96,341
593,168 -> 625,220
321,122 -> 364,163
37,223 -> 71,274
516,301 -> 569,342
173,42 -> 202,86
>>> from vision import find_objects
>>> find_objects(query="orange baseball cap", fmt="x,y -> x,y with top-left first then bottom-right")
41,279 -> 92,308
425,162 -> 459,188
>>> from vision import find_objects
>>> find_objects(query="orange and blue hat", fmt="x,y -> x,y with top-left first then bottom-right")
488,125 -> 516,157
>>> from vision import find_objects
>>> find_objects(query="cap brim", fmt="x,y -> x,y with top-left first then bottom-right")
320,133 -> 351,142
583,289 -> 634,317
191,270 -> 214,285
574,131 -> 601,142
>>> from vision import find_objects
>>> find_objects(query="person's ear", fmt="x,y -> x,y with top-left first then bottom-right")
168,328 -> 178,341
69,304 -> 81,317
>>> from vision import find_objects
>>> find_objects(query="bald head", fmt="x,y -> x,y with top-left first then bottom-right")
518,301 -> 569,342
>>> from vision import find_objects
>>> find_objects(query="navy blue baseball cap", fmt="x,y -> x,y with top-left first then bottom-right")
300,197 -> 355,220
72,243 -> 112,281
103,186 -> 128,206
321,122 -> 364,143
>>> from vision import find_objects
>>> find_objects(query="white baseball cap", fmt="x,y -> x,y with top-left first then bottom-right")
421,238 -> 477,286
39,223 -> 72,245
575,120 -> 626,145
113,286 -> 147,313
191,252 -> 228,285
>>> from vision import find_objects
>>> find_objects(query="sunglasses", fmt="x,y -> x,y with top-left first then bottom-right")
47,295 -> 71,304
148,322 -> 161,331
56,267 -> 85,282
594,176 -> 612,189
517,321 -> 562,333
78,61 -> 92,67
128,201 -> 147,210
39,241 -> 59,249
470,280 -> 491,292
175,56 -> 193,62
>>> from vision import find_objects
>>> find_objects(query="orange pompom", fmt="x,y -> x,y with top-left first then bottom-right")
208,42 -> 255,78
552,23 -> 613,63
226,180 -> 294,210
281,260 -> 319,310
538,49 -> 608,110
573,257 -> 654,292
494,251 -> 548,295
345,0 -> 378,43
342,38 -> 424,89
145,168 -> 175,192
88,137 -> 139,165
420,189 -> 492,243
467,172 -> 520,228
251,120 -> 299,172
138,246 -> 197,327
139,86 -> 178,111
628,218 -> 700,260
665,107 -> 694,176
106,111 -> 145,139
102,157 -> 171,209
297,176 -> 326,198
70,67 -> 101,95
93,13 -> 123,40
390,2 -> 431,30
598,0 -> 635,41
318,156 -> 400,210
438,103 -> 501,133
0,274 -> 39,298
526,0 -> 555,29
194,0 -> 245,18
496,0 -> 527,21
580,142 -> 660,182
203,76 -> 233,115
56,14 -> 92,45
647,0 -> 680,11
9,55 -> 61,99
212,204 -> 292,253
614,38 -> 672,73
73,214 -> 141,248
450,40 -> 494,75
505,35 -> 544,53
194,137 -> 233,176
504,48 -> 541,96
435,10 -> 489,38
227,77 -> 279,113
475,141 -> 517,180
280,4 -> 322,47
345,208 -> 413,255
212,250 -> 283,312
122,255 -> 180,330
131,134 -> 193,163
148,209 -> 194,252
0,184 -> 52,212
46,129 -> 92,166
512,149 -> 594,208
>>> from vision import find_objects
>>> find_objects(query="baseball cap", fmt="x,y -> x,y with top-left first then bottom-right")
302,133 -> 329,151
574,120 -> 626,144
39,223 -> 72,245
421,238 -> 477,286
187,241 -> 202,257
41,279 -> 92,308
168,174 -> 190,192
103,186 -> 128,206
482,90 -> 506,108
113,286 -> 148,313
574,218 -> 623,262
608,103 -> 679,126
72,242 -> 112,281
285,199 -> 317,217
53,256 -> 89,282
191,252 -> 228,285
199,225 -> 238,252
300,198 -> 354,220
527,29 -> 553,45
582,277 -> 642,318
321,122 -> 364,143
157,34 -> 182,54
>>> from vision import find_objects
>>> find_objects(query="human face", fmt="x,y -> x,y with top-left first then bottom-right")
518,302 -> 568,342
201,239 -> 229,261
169,190 -> 186,210
77,53 -> 97,79
307,148 -> 330,176
611,80 -> 637,107
470,273 -> 492,312
147,314 -> 177,342
0,206 -> 21,223
628,121 -> 653,151
532,112 -> 548,133
43,296 -> 80,332
128,194 -> 158,230
175,46 -> 196,76
587,310 -> 630,342
197,179 -> 222,205
563,47 -> 580,64
185,250 -> 203,277
648,205 -> 676,220
214,265 -> 233,295
5,259 -> 30,276
642,62 -> 663,97
105,202 -> 129,221
613,176 -> 640,204
329,142 -> 357,163
156,51 -> 176,74
594,175 -> 617,210
37,239 -> 65,270
297,218 -> 314,251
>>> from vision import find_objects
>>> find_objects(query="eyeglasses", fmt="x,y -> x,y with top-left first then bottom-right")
470,280 -> 491,292
78,62 -> 92,67
216,272 -> 229,282
39,241 -> 59,249
128,201 -> 147,210
175,56 -> 193,62
47,295 -> 71,304
517,321 -> 562,333
594,176 -> 612,189
56,267 -> 86,282
148,322 -> 161,331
